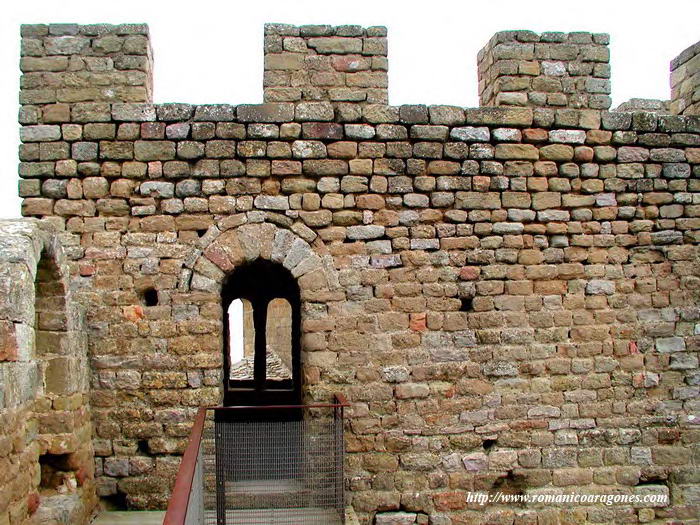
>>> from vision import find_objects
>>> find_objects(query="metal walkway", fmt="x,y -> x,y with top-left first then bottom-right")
164,396 -> 348,525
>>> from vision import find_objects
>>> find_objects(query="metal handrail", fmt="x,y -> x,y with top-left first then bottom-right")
206,393 -> 350,411
163,394 -> 349,525
163,407 -> 207,525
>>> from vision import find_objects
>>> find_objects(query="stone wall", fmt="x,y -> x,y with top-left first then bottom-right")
614,98 -> 671,115
478,31 -> 611,110
0,220 -> 96,525
671,41 -> 700,116
264,23 -> 388,106
12,22 -> 700,523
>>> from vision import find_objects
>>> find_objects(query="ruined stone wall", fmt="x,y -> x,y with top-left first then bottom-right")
0,220 -> 96,525
13,22 -> 700,523
671,41 -> 700,116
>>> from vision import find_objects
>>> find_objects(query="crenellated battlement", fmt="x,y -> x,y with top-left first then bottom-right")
18,23 -> 699,122
19,23 -> 152,109
263,23 -> 388,107
477,30 -> 611,110
671,40 -> 700,116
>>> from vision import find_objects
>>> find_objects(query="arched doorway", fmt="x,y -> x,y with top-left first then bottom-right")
221,259 -> 301,407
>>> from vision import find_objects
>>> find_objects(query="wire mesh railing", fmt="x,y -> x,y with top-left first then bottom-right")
164,395 -> 348,525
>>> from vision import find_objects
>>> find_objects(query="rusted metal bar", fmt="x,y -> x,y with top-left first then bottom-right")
163,407 -> 207,525
208,398 -> 350,411
334,392 -> 350,407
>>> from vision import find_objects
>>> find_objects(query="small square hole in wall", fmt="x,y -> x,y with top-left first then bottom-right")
140,288 -> 159,307
102,491 -> 128,511
482,438 -> 497,451
39,453 -> 75,491
493,470 -> 526,498
137,440 -> 149,454
636,474 -> 668,487
460,296 -> 474,312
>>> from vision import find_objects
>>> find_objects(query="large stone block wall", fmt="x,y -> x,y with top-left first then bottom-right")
671,41 -> 700,116
12,22 -> 700,523
0,220 -> 96,525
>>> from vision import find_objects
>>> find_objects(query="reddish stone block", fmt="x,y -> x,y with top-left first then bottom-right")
522,128 -> 549,142
204,243 -> 234,272
28,493 -> 40,515
301,122 -> 343,140
0,321 -> 18,361
331,55 -> 371,72
76,467 -> 89,486
147,161 -> 162,177
271,160 -> 302,175
123,305 -> 144,322
79,262 -> 96,276
472,176 -> 491,192
459,266 -> 481,280
140,122 -> 165,139
433,491 -> 466,511
410,312 -> 427,332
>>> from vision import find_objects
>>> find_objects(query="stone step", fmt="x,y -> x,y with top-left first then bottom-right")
91,511 -> 165,525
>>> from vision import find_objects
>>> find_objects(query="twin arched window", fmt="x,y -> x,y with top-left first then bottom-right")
221,260 -> 301,406
227,297 -> 292,382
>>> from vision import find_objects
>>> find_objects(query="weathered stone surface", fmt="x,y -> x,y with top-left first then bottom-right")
375,512 -> 417,525
140,181 -> 174,198
292,140 -> 327,159
45,36 -> 89,55
455,192 -> 501,209
549,129 -> 586,143
450,126 -> 490,142
254,195 -> 289,210
237,104 -> 295,122
0,320 -> 18,361
157,103 -> 195,121
346,225 -> 385,239
307,37 -> 363,54
20,125 -> 61,142
134,141 -> 176,161
194,104 -> 236,121
656,337 -> 685,353
0,219 -> 94,521
112,103 -> 156,121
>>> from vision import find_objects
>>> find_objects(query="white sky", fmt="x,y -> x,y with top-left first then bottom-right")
1,0 -> 697,218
